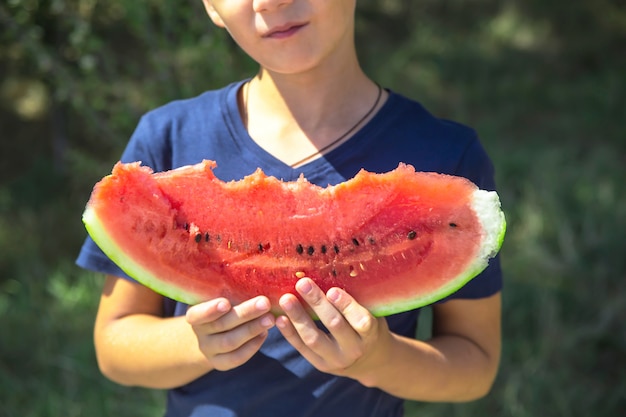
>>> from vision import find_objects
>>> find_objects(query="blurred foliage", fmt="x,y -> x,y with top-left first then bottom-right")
1,0 -> 625,416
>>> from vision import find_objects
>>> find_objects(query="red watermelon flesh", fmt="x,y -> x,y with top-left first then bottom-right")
82,160 -> 506,316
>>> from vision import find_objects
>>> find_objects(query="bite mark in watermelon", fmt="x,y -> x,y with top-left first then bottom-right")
82,160 -> 506,316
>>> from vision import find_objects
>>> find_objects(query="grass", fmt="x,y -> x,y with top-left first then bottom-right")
0,265 -> 165,417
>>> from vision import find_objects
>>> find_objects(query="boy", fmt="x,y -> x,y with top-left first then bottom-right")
77,1 -> 502,416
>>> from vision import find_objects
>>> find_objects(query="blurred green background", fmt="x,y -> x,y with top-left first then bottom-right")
1,0 -> 625,416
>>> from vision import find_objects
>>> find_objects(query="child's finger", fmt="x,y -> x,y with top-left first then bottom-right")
186,297 -> 232,326
325,287 -> 378,340
276,295 -> 328,369
187,296 -> 272,334
211,331 -> 270,371
293,279 -> 361,350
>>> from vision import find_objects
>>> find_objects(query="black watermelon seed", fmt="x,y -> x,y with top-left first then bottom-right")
449,223 -> 458,228
296,244 -> 304,255
258,243 -> 264,252
334,245 -> 340,254
321,245 -> 327,254
352,238 -> 360,246
205,232 -> 210,242
407,230 -> 417,240
368,237 -> 376,245
195,233 -> 202,243
307,246 -> 315,256
331,269 -> 338,277
184,223 -> 189,231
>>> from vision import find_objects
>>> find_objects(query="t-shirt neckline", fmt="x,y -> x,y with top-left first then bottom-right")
221,79 -> 394,177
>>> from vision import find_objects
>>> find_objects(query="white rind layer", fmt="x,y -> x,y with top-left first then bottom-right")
471,189 -> 507,261
447,188 -> 508,297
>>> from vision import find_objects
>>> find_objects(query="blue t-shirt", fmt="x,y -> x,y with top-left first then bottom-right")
77,80 -> 502,417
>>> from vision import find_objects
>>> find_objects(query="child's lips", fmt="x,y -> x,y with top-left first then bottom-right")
263,22 -> 308,39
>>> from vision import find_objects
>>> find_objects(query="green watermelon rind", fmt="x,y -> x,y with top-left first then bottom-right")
368,188 -> 506,317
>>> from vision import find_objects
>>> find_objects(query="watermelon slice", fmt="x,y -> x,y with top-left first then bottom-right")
82,160 -> 505,316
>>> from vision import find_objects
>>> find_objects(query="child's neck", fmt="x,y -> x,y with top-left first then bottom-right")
242,67 -> 386,167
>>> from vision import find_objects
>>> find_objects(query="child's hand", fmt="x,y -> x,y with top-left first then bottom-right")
276,278 -> 392,384
186,296 -> 276,371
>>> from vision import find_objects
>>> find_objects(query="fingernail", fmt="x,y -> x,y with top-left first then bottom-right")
280,295 -> 295,312
260,315 -> 274,328
327,288 -> 341,303
256,297 -> 270,310
275,316 -> 287,329
216,300 -> 229,312
298,279 -> 313,294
